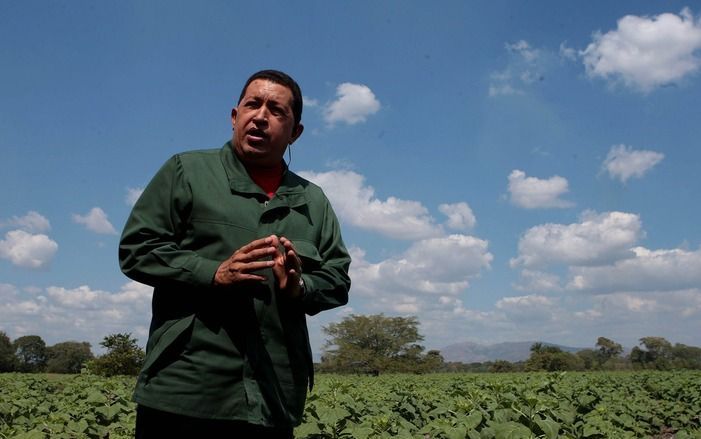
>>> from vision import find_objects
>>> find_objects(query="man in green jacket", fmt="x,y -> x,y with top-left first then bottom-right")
119,70 -> 351,438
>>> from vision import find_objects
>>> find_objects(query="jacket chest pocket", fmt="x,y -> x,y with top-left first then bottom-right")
186,219 -> 258,258
291,240 -> 323,272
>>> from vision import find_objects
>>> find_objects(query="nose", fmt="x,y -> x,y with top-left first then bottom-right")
252,106 -> 269,124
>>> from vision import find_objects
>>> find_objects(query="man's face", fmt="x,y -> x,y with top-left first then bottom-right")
231,79 -> 303,168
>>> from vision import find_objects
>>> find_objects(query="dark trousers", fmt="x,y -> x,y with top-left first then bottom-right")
135,405 -> 295,439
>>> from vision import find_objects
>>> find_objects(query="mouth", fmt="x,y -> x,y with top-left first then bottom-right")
246,128 -> 268,143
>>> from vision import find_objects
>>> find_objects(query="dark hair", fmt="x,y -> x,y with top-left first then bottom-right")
237,70 -> 303,130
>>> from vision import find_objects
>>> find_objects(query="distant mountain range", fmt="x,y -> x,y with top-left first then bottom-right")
439,341 -> 584,363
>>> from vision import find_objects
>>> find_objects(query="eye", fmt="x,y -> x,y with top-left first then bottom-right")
270,104 -> 289,117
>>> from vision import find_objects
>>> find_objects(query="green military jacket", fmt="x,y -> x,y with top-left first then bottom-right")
119,142 -> 351,427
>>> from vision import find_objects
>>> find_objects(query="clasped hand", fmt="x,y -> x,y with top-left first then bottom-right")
213,235 -> 303,298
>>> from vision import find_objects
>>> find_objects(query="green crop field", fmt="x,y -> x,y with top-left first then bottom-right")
1,371 -> 700,438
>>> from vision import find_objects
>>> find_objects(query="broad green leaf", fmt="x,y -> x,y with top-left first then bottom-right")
67,418 -> 89,433
582,423 -> 604,437
552,405 -> 576,424
493,421 -> 532,439
294,421 -> 322,437
492,408 -> 516,423
318,406 -> 351,427
445,426 -> 467,439
85,391 -> 107,404
95,404 -> 121,421
345,425 -> 373,439
535,417 -> 560,439
467,430 -> 481,439
464,411 -> 482,429
12,430 -> 46,439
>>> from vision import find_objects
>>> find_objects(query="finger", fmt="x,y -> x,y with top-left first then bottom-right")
235,246 -> 277,262
286,249 -> 302,270
231,260 -> 276,273
280,237 -> 296,252
237,236 -> 276,254
215,270 -> 267,286
280,238 -> 299,262
249,273 -> 270,282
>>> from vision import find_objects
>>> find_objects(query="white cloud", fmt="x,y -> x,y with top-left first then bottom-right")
489,40 -> 547,97
511,211 -> 643,268
350,235 -> 492,297
47,285 -> 104,309
47,281 -> 152,308
324,158 -> 355,170
581,8 -> 701,92
0,281 -> 152,349
439,202 -> 476,230
568,290 -> 701,345
508,169 -> 574,209
72,207 -> 117,235
303,96 -> 319,108
559,42 -> 577,61
0,213 -> 55,269
495,295 -> 557,321
488,83 -> 522,97
501,211 -> 701,349
0,230 -> 58,269
312,279 -> 700,354
125,187 -> 144,206
604,292 -> 659,313
2,211 -> 51,233
567,246 -> 701,293
0,283 -> 20,301
513,269 -> 563,292
323,83 -> 380,125
415,287 -> 701,350
591,290 -> 701,322
602,144 -> 664,183
299,170 -> 443,240
506,40 -> 539,62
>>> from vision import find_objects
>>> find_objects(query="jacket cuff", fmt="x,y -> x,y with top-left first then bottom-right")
186,257 -> 222,287
300,274 -> 314,302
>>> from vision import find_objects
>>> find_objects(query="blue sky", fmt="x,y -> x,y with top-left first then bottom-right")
1,1 -> 700,355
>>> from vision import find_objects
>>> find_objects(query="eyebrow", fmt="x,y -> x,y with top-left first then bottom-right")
244,95 -> 290,111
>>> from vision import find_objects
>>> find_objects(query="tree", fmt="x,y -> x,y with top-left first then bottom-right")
13,335 -> 48,372
525,343 -> 583,372
421,350 -> 445,372
46,341 -> 94,374
490,360 -> 517,373
576,348 -> 600,370
530,342 -> 545,355
629,346 -> 646,368
595,337 -> 623,365
0,331 -> 16,372
88,333 -> 144,376
321,314 -> 430,373
641,336 -> 673,369
671,344 -> 701,369
630,337 -> 673,370
529,342 -> 562,355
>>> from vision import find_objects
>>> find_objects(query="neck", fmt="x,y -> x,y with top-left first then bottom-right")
244,161 -> 284,173
244,161 -> 284,198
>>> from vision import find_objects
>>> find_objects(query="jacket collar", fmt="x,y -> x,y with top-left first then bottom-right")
220,142 -> 308,208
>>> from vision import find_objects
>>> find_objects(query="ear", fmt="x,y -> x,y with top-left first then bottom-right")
230,107 -> 238,128
289,123 -> 304,145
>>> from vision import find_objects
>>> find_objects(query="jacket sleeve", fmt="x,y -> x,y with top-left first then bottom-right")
299,196 -> 351,316
119,155 -> 221,287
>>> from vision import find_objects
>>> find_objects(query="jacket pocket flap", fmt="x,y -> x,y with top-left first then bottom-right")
293,240 -> 322,264
141,315 -> 195,375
